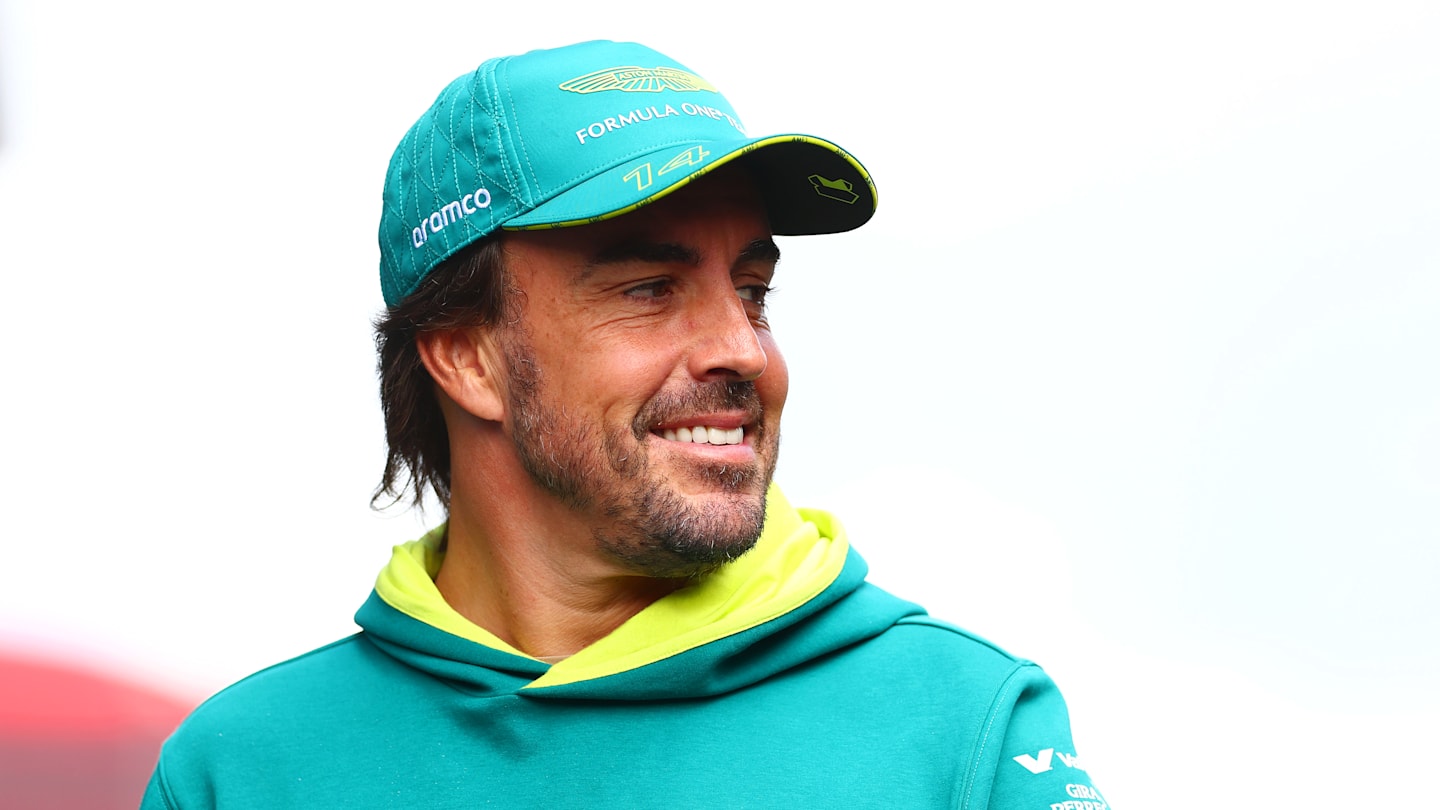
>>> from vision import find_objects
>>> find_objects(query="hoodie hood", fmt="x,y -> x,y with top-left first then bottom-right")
356,485 -> 926,701
150,485 -> 1101,810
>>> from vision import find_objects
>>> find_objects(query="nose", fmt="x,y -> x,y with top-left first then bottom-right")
687,289 -> 769,383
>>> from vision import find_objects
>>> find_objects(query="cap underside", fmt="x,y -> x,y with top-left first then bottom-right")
503,135 -> 876,236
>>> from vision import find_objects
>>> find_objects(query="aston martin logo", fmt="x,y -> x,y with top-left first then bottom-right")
808,174 -> 860,204
559,66 -> 717,94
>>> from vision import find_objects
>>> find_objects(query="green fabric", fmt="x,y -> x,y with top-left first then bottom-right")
143,541 -> 1104,808
378,40 -> 877,305
368,486 -> 853,686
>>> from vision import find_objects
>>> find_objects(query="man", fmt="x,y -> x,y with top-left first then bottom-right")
143,41 -> 1106,808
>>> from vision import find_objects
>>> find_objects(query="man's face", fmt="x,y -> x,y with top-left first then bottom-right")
494,168 -> 787,578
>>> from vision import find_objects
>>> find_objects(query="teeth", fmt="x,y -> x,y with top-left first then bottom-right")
659,426 -> 745,445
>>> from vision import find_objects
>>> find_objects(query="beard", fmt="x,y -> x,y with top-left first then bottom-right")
501,330 -> 777,579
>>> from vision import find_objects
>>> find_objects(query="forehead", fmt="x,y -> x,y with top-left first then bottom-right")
500,165 -> 772,261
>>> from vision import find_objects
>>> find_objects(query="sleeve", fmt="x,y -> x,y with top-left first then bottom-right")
139,756 -> 179,810
963,663 -> 1110,810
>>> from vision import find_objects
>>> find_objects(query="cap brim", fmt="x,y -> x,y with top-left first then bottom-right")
502,134 -> 877,236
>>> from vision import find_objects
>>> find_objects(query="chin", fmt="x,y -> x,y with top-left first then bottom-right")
595,481 -> 770,578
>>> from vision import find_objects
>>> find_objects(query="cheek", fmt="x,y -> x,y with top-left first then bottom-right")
557,334 -> 684,416
758,335 -> 789,415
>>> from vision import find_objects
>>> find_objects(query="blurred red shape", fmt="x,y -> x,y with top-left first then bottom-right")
0,652 -> 195,809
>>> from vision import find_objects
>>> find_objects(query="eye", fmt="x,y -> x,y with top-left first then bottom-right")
737,284 -> 773,305
625,279 -> 674,299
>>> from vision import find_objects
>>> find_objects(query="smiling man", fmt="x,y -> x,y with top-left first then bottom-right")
143,41 -> 1107,809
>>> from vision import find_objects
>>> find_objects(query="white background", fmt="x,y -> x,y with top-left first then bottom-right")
1,1 -> 1436,806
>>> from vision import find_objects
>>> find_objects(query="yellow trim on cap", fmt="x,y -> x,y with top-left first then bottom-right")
502,135 -> 877,232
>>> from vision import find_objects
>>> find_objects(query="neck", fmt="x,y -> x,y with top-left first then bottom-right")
434,483 -> 687,660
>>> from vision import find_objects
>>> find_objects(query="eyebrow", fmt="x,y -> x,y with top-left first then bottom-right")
737,238 -> 782,267
586,241 -> 701,273
580,237 -> 781,279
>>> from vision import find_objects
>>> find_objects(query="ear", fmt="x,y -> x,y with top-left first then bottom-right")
416,328 -> 507,423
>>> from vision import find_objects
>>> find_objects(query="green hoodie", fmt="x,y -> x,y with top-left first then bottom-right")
142,487 -> 1105,808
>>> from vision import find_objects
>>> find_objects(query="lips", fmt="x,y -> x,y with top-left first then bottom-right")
632,381 -> 763,445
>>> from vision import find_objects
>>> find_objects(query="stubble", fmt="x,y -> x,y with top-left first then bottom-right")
501,328 -> 776,578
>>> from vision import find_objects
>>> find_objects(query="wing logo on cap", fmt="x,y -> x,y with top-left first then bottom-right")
560,66 -> 718,94
808,174 -> 860,204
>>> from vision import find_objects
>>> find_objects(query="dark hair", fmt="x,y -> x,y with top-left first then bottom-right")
372,237 -> 511,511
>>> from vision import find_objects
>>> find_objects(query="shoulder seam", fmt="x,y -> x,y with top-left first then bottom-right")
892,615 -> 1031,664
959,660 -> 1040,810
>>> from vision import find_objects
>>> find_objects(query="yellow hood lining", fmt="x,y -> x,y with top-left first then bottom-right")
373,485 -> 849,687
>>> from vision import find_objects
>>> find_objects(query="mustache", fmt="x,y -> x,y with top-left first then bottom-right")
631,381 -> 763,439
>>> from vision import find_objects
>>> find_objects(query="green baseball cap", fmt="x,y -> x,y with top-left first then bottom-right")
378,40 -> 878,306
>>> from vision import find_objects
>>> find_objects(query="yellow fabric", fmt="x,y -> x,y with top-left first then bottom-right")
372,484 -> 849,686
373,524 -> 533,658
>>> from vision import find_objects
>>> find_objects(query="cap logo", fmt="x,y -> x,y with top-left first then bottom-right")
559,66 -> 717,94
411,187 -> 493,248
808,174 -> 860,204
